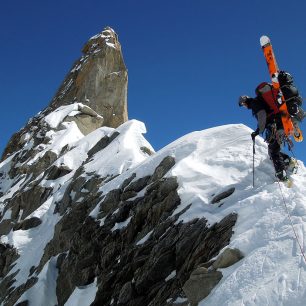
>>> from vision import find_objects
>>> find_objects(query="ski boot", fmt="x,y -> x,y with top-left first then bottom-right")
275,169 -> 293,187
284,157 -> 298,174
275,170 -> 289,182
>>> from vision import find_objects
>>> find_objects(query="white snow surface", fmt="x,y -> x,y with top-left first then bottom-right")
0,105 -> 154,306
44,103 -> 82,128
90,123 -> 306,305
1,103 -> 306,306
16,256 -> 59,306
84,120 -> 154,178
64,278 -> 98,306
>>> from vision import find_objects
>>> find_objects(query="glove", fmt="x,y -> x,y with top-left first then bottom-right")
251,128 -> 259,141
238,95 -> 250,107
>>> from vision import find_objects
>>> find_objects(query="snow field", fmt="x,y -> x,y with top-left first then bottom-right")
1,104 -> 306,306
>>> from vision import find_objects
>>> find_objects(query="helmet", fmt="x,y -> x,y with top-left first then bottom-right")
238,95 -> 250,107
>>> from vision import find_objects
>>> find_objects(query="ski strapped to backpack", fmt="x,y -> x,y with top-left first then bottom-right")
260,35 -> 303,142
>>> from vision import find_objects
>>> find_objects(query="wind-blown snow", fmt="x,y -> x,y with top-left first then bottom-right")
2,194 -> 61,289
0,107 -> 155,304
16,256 -> 59,306
1,100 -> 306,306
54,126 -> 114,171
84,120 -> 154,178
90,123 -> 306,305
136,230 -> 153,246
111,216 -> 132,232
64,278 -> 98,306
160,124 -> 306,306
44,104 -> 82,129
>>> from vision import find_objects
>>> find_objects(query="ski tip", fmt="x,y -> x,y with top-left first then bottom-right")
294,134 -> 303,142
260,35 -> 271,47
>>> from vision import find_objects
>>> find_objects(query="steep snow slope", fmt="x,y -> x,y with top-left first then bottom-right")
1,104 -> 306,305
0,104 -> 154,305
168,126 -> 306,306
87,124 -> 306,305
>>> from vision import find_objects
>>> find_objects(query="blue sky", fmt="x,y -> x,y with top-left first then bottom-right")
1,0 -> 306,164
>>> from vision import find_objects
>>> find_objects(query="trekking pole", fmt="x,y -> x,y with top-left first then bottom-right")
252,138 -> 255,188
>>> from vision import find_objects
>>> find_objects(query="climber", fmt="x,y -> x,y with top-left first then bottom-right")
239,86 -> 296,182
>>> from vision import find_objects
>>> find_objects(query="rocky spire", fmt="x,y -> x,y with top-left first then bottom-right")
1,27 -> 128,161
50,27 -> 128,128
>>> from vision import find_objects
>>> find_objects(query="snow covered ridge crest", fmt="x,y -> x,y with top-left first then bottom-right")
0,103 -> 155,305
1,115 -> 306,306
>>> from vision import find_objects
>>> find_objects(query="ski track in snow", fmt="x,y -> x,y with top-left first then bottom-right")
1,108 -> 306,306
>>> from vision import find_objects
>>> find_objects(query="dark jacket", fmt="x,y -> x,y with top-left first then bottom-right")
245,96 -> 277,133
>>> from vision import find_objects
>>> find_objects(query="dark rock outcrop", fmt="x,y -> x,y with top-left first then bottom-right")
13,217 -> 42,231
212,247 -> 244,269
0,244 -> 20,304
23,156 -> 237,306
0,243 -> 19,279
183,267 -> 222,306
182,246 -> 244,305
211,187 -> 235,204
2,185 -> 52,224
0,150 -> 238,305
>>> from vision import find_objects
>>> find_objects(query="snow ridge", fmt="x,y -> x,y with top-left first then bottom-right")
1,103 -> 306,305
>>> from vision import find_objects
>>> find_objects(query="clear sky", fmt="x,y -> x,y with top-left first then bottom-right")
1,0 -> 306,164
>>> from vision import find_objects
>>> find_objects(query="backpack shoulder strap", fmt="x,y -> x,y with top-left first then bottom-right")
256,83 -> 280,114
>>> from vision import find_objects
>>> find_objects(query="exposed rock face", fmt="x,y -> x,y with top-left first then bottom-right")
0,132 -> 238,306
1,27 -> 127,162
212,247 -> 244,269
50,27 -> 128,128
13,217 -> 42,231
182,247 -> 244,305
183,267 -> 222,306
63,104 -> 104,135
0,104 -> 240,305
211,187 -> 235,204
0,243 -> 19,278
36,157 -> 237,306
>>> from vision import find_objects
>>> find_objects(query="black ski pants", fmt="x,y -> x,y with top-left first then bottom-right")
267,137 -> 289,173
